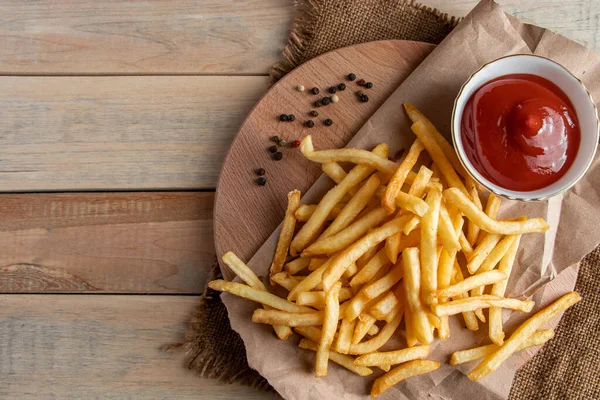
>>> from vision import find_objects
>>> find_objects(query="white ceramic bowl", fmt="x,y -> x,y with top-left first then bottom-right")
452,54 -> 599,201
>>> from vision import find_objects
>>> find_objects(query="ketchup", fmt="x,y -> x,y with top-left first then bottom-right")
461,74 -> 580,191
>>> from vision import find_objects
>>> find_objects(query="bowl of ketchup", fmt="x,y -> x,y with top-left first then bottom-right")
452,54 -> 599,200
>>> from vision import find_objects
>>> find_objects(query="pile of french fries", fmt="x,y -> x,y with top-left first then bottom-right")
210,104 -> 581,397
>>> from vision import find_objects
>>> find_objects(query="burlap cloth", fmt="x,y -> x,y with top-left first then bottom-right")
176,1 -> 600,398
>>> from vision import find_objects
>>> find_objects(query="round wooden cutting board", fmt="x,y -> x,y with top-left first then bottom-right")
214,40 -> 435,269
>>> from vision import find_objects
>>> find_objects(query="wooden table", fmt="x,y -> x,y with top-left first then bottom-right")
0,1 -> 597,398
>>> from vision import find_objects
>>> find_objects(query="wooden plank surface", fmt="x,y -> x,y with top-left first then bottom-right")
0,295 -> 278,399
0,76 -> 267,191
0,192 -> 215,293
0,0 -> 293,75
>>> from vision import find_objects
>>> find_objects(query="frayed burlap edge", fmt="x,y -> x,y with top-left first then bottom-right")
269,0 -> 461,82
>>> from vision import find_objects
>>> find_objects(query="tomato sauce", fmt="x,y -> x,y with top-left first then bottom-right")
461,74 -> 580,191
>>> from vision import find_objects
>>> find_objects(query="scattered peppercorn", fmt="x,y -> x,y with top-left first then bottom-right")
365,82 -> 373,89
357,79 -> 366,86
268,145 -> 278,153
257,176 -> 267,186
305,120 -> 315,128
322,97 -> 331,105
256,168 -> 265,176
347,73 -> 356,81
360,94 -> 369,102
338,83 -> 346,91
324,118 -> 333,126
328,86 -> 337,94
331,94 -> 339,103
288,114 -> 296,122
273,151 -> 283,161
311,87 -> 320,95
279,114 -> 289,121
278,138 -> 288,147
314,101 -> 322,108
357,90 -> 365,97
270,135 -> 280,143
310,110 -> 319,117
296,85 -> 305,92
292,139 -> 301,148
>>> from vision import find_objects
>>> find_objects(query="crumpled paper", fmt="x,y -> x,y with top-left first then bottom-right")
221,1 -> 600,399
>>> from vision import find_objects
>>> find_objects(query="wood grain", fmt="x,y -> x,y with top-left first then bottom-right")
0,294 -> 278,399
0,0 -> 293,74
0,76 -> 267,191
0,192 -> 215,293
214,40 -> 435,263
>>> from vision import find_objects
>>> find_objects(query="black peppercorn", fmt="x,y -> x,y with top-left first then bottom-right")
347,73 -> 356,81
328,86 -> 337,94
268,145 -> 278,153
288,114 -> 295,122
324,119 -> 333,126
314,101 -> 322,108
305,120 -> 315,128
256,168 -> 265,176
357,79 -> 366,86
365,82 -> 373,89
270,135 -> 280,143
273,151 -> 283,160
360,94 -> 369,102
311,87 -> 320,95
257,176 -> 267,186
322,97 -> 331,105
310,110 -> 319,117
338,83 -> 346,91
279,114 -> 289,121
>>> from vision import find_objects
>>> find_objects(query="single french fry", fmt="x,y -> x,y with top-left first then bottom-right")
358,244 -> 382,270
452,263 -> 479,331
320,174 -> 381,240
348,312 -> 404,355
209,280 -> 313,313
253,309 -> 324,326
316,282 -> 341,376
291,142 -> 388,254
296,288 -> 353,307
335,318 -> 356,354
355,345 -> 430,367
322,215 -> 412,291
382,139 -> 425,213
489,234 -> 522,345
294,326 -> 323,343
385,233 -> 402,265
344,262 -> 359,279
309,257 -> 327,271
403,215 -> 421,235
353,313 -> 378,344
299,339 -> 373,377
368,324 -> 380,336
450,329 -> 554,365
350,248 -> 391,287
438,201 -> 461,252
402,247 -> 433,344
368,291 -> 400,321
476,193 -> 502,245
403,103 -> 468,178
404,305 -> 418,347
221,252 -> 292,339
371,360 -> 440,398
433,270 -> 507,299
443,188 -> 550,234
432,295 -> 535,317
284,257 -> 311,274
468,292 -> 581,381
410,119 -> 468,196
303,207 -> 388,256
271,272 -> 302,291
466,184 -> 482,246
421,185 -> 442,304
467,233 -> 502,274
270,190 -> 301,281
295,203 -> 345,222
394,192 -> 429,217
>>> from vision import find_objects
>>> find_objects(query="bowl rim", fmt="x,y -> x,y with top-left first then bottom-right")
451,53 -> 600,201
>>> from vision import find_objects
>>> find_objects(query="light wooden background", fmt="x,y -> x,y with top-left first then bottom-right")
0,1 -> 597,398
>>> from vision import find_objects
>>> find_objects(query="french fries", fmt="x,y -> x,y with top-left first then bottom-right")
213,104 -> 571,397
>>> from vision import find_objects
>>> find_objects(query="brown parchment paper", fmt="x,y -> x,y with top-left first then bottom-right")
222,1 -> 600,399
